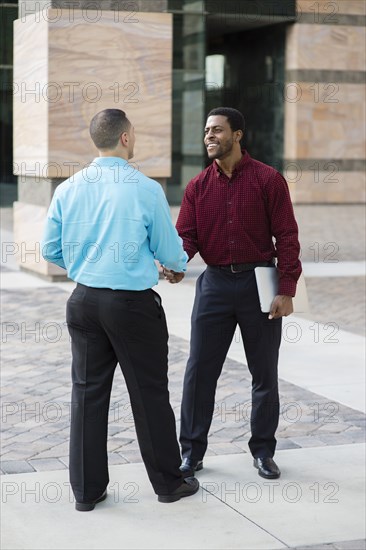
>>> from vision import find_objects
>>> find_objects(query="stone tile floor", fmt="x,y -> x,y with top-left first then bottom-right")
1,205 -> 365,549
1,288 -> 365,476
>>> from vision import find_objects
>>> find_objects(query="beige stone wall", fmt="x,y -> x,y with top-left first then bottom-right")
13,7 -> 173,277
13,9 -> 173,180
297,0 -> 366,15
284,82 -> 365,160
286,24 -> 365,71
13,202 -> 66,277
13,15 -> 49,177
284,1 -> 366,203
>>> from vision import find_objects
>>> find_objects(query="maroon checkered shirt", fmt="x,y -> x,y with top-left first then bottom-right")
176,150 -> 302,296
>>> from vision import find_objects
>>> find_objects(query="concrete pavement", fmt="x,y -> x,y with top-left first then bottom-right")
0,205 -> 365,549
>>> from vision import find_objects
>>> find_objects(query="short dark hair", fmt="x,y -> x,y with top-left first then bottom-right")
207,107 -> 245,133
89,109 -> 131,150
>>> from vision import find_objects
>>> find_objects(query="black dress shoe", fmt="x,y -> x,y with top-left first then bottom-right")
253,457 -> 281,479
75,490 -> 107,511
158,477 -> 199,503
179,458 -> 204,478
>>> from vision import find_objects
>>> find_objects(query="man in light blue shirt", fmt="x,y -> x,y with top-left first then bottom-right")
42,109 -> 199,511
42,131 -> 187,289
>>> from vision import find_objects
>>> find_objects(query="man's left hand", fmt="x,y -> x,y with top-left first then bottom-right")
268,295 -> 293,319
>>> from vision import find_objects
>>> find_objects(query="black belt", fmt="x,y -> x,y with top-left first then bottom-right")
209,260 -> 274,273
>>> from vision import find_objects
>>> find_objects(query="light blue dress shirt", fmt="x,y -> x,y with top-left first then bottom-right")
41,157 -> 188,290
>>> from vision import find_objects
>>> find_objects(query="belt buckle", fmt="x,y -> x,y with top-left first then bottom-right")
230,264 -> 241,273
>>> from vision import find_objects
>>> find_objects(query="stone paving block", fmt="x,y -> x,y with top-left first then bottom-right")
344,426 -> 365,434
281,422 -> 322,435
342,431 -> 366,443
0,460 -> 36,474
292,544 -> 336,549
107,440 -> 130,452
1,285 -> 365,475
39,434 -> 69,447
118,450 -> 143,463
111,429 -> 137,439
107,453 -> 129,465
28,458 -> 67,471
318,422 -> 354,433
7,431 -> 65,448
334,540 -> 366,550
229,440 -> 249,452
290,436 -> 328,448
346,418 -> 366,428
109,436 -> 135,447
205,433 -> 228,444
317,434 -> 356,445
275,438 -> 302,450
207,443 -> 245,455
26,388 -> 53,397
1,431 -> 36,448
1,441 -> 45,455
0,450 -> 34,462
107,425 -> 129,436
11,419 -> 45,430
210,428 -> 248,440
114,441 -> 139,454
29,441 -> 70,459
1,426 -> 31,440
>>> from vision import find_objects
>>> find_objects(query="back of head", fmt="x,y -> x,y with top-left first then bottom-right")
207,107 -> 245,134
89,109 -> 130,151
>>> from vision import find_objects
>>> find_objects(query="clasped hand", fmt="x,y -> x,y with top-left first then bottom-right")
161,266 -> 185,284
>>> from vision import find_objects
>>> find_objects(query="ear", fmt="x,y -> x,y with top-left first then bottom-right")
120,132 -> 128,147
236,130 -> 243,142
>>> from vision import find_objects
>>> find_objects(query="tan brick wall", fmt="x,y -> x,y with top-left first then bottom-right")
286,24 -> 365,71
284,2 -> 365,203
298,0 -> 366,15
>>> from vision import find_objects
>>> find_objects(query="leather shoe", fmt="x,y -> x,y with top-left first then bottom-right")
158,477 -> 199,503
75,490 -> 107,511
179,458 -> 203,478
253,457 -> 281,479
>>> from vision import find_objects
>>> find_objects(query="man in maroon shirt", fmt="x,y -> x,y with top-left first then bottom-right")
167,107 -> 301,480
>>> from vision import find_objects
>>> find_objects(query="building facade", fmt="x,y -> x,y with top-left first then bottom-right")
1,0 -> 365,276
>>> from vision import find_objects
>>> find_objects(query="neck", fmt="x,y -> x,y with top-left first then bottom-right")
98,150 -> 129,161
216,148 -> 243,175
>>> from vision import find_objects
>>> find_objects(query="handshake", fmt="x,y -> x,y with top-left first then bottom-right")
161,266 -> 185,284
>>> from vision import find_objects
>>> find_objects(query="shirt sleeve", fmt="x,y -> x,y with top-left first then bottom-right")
41,191 -> 66,270
175,180 -> 199,260
148,184 -> 188,272
266,172 -> 302,296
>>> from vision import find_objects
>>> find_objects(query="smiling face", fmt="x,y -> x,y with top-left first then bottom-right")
204,115 -> 242,160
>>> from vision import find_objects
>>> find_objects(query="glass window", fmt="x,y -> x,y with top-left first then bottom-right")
1,2 -> 18,196
167,1 -> 206,204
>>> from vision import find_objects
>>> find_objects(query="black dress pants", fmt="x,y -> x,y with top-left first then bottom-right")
66,283 -> 183,503
180,267 -> 282,461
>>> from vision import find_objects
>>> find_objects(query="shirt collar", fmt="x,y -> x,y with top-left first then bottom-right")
213,149 -> 250,175
92,156 -> 129,167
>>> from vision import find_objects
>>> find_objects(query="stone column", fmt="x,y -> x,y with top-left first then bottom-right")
14,0 -> 170,279
284,0 -> 365,203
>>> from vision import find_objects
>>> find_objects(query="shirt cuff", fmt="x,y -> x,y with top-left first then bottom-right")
278,278 -> 297,297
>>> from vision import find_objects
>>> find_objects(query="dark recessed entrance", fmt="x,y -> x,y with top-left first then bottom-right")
205,0 -> 297,171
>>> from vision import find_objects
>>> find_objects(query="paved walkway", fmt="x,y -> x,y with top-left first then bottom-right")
0,205 -> 365,549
